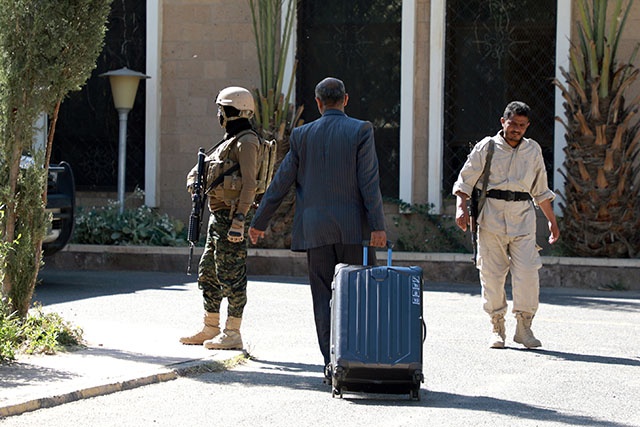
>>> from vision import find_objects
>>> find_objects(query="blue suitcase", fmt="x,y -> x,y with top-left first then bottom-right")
329,243 -> 425,400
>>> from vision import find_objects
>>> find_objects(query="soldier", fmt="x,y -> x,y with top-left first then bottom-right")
453,101 -> 560,349
180,86 -> 260,350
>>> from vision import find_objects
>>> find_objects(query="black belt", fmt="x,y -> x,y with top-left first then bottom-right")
486,189 -> 531,202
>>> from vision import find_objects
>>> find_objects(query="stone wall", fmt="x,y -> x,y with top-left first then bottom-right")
46,245 -> 640,291
160,1 -> 260,221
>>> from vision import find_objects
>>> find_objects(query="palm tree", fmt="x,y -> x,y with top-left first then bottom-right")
554,0 -> 640,257
248,0 -> 303,248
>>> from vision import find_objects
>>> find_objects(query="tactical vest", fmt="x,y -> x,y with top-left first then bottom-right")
204,129 -> 277,205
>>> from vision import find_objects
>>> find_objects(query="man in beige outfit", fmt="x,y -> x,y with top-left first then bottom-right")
453,101 -> 560,349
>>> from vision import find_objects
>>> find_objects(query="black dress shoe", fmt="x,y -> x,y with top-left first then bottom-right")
323,363 -> 332,384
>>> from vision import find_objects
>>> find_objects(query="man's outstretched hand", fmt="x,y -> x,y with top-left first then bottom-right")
248,226 -> 265,245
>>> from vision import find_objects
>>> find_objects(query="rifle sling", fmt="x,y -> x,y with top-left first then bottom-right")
476,139 -> 495,215
203,129 -> 257,194
205,163 -> 240,194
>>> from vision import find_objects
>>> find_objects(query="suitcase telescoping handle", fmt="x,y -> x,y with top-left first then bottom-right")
362,240 -> 393,266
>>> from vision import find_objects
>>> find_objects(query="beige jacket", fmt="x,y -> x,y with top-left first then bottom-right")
452,131 -> 555,237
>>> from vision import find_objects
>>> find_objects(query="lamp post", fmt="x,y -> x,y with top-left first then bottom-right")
100,67 -> 150,213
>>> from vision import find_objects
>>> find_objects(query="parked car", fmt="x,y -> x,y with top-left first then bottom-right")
42,161 -> 75,257
4,157 -> 75,257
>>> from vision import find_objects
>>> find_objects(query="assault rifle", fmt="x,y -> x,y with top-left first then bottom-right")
469,190 -> 479,264
187,148 -> 207,275
469,139 -> 495,264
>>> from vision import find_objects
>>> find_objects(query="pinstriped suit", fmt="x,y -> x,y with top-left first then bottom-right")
251,108 -> 386,365
252,109 -> 385,250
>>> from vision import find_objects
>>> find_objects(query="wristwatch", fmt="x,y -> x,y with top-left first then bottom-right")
234,213 -> 245,221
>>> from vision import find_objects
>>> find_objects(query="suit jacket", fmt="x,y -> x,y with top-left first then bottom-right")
251,109 -> 386,251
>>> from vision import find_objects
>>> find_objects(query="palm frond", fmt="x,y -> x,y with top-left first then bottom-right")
553,1 -> 640,257
611,0 -> 633,61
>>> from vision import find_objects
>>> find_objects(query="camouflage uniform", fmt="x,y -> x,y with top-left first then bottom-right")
198,209 -> 250,318
181,86 -> 260,349
187,129 -> 260,318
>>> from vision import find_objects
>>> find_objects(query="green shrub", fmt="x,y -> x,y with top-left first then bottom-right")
73,190 -> 187,246
20,303 -> 84,355
0,298 -> 83,362
0,297 -> 21,361
385,198 -> 469,253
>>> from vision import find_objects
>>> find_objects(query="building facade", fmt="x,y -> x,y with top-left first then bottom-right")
61,1 -> 640,230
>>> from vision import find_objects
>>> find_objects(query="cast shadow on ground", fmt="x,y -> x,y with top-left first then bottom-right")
0,362 -> 76,388
422,390 -> 634,427
192,358 -> 634,427
425,282 -> 640,311
35,269 -> 196,305
35,271 -> 310,306
509,347 -> 640,367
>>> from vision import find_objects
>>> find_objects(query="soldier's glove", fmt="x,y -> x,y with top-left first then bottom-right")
227,214 -> 245,243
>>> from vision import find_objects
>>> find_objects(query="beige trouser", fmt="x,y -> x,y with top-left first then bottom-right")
477,228 -> 541,316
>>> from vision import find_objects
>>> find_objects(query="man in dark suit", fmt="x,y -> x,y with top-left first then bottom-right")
248,77 -> 387,379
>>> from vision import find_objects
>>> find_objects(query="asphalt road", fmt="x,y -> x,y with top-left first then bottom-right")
1,269 -> 639,426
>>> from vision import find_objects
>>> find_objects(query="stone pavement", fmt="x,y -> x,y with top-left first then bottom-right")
0,269 -> 246,418
0,342 -> 243,418
1,268 -> 639,424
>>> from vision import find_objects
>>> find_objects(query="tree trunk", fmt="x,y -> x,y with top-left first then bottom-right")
1,115 -> 26,298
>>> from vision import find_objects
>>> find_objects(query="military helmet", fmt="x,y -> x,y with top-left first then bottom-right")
215,86 -> 255,119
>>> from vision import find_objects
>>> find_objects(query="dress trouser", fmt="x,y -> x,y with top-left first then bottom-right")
477,227 -> 541,316
306,243 -> 377,366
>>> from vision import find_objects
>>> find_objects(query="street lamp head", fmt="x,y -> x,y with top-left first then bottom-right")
99,67 -> 150,112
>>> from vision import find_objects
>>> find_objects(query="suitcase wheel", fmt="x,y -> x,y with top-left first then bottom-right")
410,387 -> 420,401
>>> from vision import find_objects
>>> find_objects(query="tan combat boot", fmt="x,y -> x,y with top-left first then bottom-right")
179,312 -> 220,345
489,314 -> 506,348
514,312 -> 542,348
204,316 -> 243,350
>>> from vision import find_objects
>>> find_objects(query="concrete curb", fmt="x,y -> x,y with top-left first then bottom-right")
0,355 -> 243,418
45,244 -> 640,290
0,368 -> 177,418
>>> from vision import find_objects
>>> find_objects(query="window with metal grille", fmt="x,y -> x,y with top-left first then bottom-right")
51,1 -> 146,192
297,0 -> 402,198
443,0 -> 557,196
